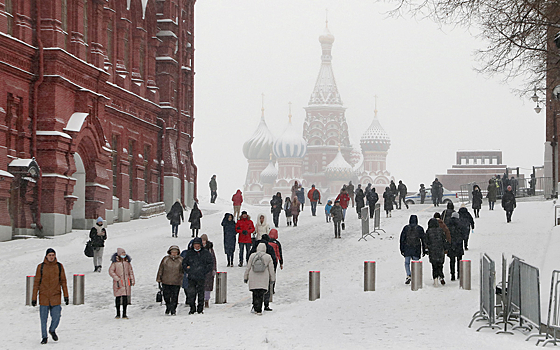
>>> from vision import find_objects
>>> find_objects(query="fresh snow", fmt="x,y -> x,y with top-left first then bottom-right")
1,198 -> 559,349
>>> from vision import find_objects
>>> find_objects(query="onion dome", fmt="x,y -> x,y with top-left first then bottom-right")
360,107 -> 391,152
319,22 -> 335,45
243,107 -> 275,160
273,105 -> 307,158
325,147 -> 354,181
260,156 -> 277,184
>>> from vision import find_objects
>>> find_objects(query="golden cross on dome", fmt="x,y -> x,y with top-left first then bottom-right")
326,8 -> 329,28
374,94 -> 378,118
261,93 -> 265,117
288,101 -> 292,123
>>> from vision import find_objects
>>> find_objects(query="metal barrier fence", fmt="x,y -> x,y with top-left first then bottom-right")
469,253 -> 499,331
373,203 -> 385,235
359,207 -> 374,241
537,270 -> 560,346
516,260 -> 541,336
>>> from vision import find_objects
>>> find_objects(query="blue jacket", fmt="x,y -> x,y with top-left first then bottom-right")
399,215 -> 426,258
324,203 -> 332,215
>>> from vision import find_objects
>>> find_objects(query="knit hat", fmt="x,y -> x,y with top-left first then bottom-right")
451,212 -> 460,219
241,210 -> 247,215
192,237 -> 203,246
45,248 -> 56,256
96,217 -> 103,223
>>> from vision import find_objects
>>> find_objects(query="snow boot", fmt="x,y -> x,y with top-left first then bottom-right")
94,266 -> 98,272
204,300 -> 209,309
451,274 -> 455,281
440,278 -> 446,285
238,262 -> 243,267
97,266 -> 102,273
264,306 -> 273,311
41,338 -> 47,344
49,331 -> 58,341
405,276 -> 411,285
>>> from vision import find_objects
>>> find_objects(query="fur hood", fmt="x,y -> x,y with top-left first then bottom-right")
111,252 -> 132,263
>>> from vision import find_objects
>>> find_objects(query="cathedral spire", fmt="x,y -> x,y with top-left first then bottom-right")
261,93 -> 265,120
309,21 -> 342,106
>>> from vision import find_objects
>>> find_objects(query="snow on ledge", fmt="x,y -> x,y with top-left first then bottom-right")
9,159 -> 33,168
0,170 -> 14,178
64,112 -> 89,132
85,182 -> 110,190
36,131 -> 72,139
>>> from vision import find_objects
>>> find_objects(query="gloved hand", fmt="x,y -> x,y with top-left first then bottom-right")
64,297 -> 69,305
242,230 -> 248,235
31,300 -> 37,307
158,282 -> 162,290
244,279 -> 248,284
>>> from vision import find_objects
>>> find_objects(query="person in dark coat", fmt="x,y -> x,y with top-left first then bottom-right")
167,199 -> 184,238
182,237 -> 213,314
364,183 -> 372,205
89,217 -> 107,272
366,187 -> 379,219
425,218 -> 449,286
502,185 -> 516,223
472,185 -> 483,218
441,202 -> 455,226
284,197 -> 292,226
399,215 -> 426,284
188,202 -> 203,238
383,187 -> 394,217
487,179 -> 497,210
296,187 -> 305,211
431,178 -> 442,206
347,181 -> 355,208
419,184 -> 426,204
221,213 -> 237,267
389,180 -> 398,208
209,175 -> 217,203
201,234 -> 217,309
510,176 -> 518,195
447,212 -> 465,281
458,206 -> 475,250
355,184 -> 365,219
397,180 -> 409,209
330,200 -> 343,238
270,192 -> 283,228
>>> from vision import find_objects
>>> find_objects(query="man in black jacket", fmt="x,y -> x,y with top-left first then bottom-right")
397,180 -> 408,209
366,188 -> 379,219
270,192 -> 283,228
502,185 -> 516,223
182,237 -> 213,314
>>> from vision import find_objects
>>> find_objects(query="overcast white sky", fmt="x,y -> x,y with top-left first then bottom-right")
192,0 -> 544,200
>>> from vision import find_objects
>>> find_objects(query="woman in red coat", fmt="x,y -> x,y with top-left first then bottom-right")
235,211 -> 254,267
232,190 -> 243,220
335,188 -> 350,220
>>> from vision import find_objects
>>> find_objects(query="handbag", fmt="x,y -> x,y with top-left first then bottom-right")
84,240 -> 94,258
156,282 -> 163,304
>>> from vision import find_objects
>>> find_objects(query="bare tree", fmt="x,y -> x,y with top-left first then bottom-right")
389,0 -> 560,95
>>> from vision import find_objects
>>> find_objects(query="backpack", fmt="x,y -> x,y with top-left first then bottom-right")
252,253 -> 266,273
405,226 -> 421,247
312,190 -> 320,200
39,262 -> 62,286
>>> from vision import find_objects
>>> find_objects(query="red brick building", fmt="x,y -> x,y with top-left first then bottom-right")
0,0 -> 197,241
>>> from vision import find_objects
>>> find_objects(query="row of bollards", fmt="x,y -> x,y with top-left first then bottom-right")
308,260 -> 472,300
26,274 -> 85,306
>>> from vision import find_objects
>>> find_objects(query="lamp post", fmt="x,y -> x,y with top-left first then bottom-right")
534,87 -> 558,198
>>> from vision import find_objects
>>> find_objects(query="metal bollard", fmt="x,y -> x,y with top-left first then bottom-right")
364,261 -> 376,291
460,260 -> 471,290
215,272 -> 227,304
309,271 -> 320,301
411,260 -> 423,291
73,274 -> 85,305
26,276 -> 35,306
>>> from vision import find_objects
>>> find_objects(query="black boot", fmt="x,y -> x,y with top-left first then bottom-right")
122,296 -> 128,318
115,297 -> 121,318
41,338 -> 47,344
49,331 -> 58,341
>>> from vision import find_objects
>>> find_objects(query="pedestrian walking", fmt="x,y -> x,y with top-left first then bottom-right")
244,243 -> 276,315
472,185 -> 483,218
108,248 -> 135,319
89,217 -> 107,272
188,202 -> 203,238
291,197 -> 300,227
232,189 -> 243,220
397,180 -> 409,209
221,213 -> 237,267
364,183 -> 372,204
447,212 -> 465,281
331,200 -> 343,238
431,178 -> 442,206
291,181 -> 301,199
366,188 -> 379,219
255,213 -> 270,241
487,179 -> 497,210
458,205 -> 475,250
390,180 -> 398,208
249,234 -> 277,310
156,245 -> 184,315
419,184 -> 426,204
425,218 -> 449,286
209,175 -> 217,203
441,202 -> 455,226
297,187 -> 305,211
268,229 -> 284,271
201,234 -> 217,309
355,184 -> 365,218
510,176 -> 518,195
284,197 -> 293,226
383,187 -> 394,217
347,181 -> 355,208
308,185 -> 321,216
236,211 -> 255,266
31,248 -> 69,345
324,200 -> 333,223
182,237 -> 213,314
433,212 -> 451,244
335,187 -> 350,221
167,199 -> 184,238
502,185 -> 516,223
399,215 -> 426,284
270,192 -> 283,228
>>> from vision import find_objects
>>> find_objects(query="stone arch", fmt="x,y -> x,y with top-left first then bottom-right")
70,153 -> 86,228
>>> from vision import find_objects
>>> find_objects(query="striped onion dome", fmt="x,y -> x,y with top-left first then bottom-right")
273,113 -> 307,158
243,111 -> 275,160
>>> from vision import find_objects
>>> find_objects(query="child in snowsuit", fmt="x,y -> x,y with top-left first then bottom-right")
324,200 -> 333,223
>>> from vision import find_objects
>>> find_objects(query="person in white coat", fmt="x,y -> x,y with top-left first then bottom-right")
244,243 -> 275,315
255,214 -> 270,241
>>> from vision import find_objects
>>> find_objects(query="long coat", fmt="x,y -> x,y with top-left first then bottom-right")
487,182 -> 497,202
32,257 -> 69,306
355,188 -> 365,209
221,214 -> 237,254
447,218 -> 465,257
383,190 -> 393,211
502,190 -> 516,211
167,201 -> 184,226
156,254 -> 184,286
109,252 -> 135,297
204,241 -> 217,292
188,205 -> 203,230
255,214 -> 270,241
472,187 -> 483,209
244,243 -> 276,291
330,205 -> 343,221
425,219 -> 448,264
270,195 -> 283,214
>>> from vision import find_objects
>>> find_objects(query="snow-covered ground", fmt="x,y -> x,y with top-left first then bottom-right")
1,197 -> 559,349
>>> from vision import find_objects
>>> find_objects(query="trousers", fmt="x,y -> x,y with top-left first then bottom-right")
239,243 -> 251,263
187,278 -> 205,313
40,305 -> 61,339
93,247 -> 103,267
252,289 -> 267,313
162,284 -> 181,314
